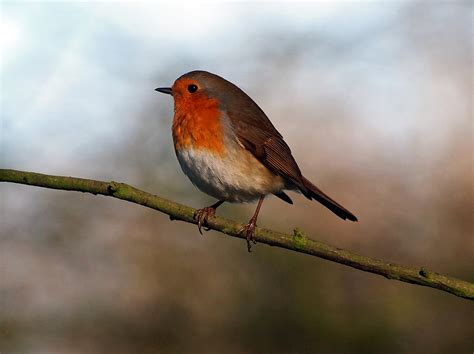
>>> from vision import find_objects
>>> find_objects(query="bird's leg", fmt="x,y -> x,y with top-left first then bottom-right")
239,195 -> 265,252
195,200 -> 225,235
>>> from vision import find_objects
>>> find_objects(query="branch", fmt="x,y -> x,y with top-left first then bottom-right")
1,168 -> 473,300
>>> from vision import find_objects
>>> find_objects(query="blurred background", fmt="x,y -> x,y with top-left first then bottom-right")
1,1 -> 473,353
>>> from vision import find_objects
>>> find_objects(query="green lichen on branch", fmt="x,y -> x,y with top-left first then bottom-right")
1,168 -> 473,301
292,227 -> 307,249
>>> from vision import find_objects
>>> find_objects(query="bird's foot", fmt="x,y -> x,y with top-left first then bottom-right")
239,217 -> 258,252
194,207 -> 217,235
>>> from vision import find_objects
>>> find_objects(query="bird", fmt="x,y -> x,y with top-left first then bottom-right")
155,70 -> 357,251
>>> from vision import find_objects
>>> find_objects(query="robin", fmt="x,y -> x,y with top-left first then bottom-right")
156,70 -> 357,251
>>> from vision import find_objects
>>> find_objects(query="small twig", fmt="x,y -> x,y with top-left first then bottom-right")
1,168 -> 473,300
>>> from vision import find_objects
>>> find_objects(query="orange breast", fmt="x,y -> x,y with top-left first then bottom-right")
172,95 -> 225,155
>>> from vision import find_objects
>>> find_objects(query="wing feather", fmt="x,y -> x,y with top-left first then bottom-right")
226,101 -> 307,192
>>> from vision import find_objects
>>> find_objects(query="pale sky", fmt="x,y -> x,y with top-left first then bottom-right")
1,2 -> 470,177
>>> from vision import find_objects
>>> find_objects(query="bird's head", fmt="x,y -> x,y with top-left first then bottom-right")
155,70 -> 245,113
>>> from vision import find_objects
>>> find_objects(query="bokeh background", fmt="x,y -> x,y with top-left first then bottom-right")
1,1 -> 473,353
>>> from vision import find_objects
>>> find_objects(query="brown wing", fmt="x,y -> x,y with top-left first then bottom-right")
225,96 -> 309,194
227,104 -> 358,221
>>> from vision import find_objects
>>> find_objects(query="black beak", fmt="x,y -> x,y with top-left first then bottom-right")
155,87 -> 173,95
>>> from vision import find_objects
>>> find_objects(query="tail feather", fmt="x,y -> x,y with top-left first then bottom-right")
274,191 -> 293,204
300,176 -> 358,222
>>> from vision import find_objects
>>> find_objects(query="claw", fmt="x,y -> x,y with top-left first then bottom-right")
239,217 -> 258,252
194,207 -> 216,235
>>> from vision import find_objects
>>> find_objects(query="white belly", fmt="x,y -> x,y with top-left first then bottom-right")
175,146 -> 285,202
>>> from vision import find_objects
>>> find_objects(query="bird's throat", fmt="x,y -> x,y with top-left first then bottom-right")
172,97 -> 225,154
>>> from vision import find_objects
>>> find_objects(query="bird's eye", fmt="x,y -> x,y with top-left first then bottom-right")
187,84 -> 198,93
